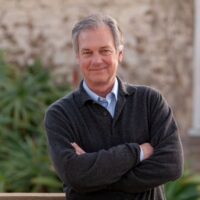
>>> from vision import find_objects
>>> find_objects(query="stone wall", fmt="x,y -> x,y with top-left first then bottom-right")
0,0 -> 194,137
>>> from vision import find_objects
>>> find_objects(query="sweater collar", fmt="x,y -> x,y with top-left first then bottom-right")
82,78 -> 118,102
75,77 -> 136,108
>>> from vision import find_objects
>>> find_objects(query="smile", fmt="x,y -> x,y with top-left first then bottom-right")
90,67 -> 107,71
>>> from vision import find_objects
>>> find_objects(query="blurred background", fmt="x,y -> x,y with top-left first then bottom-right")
0,0 -> 200,199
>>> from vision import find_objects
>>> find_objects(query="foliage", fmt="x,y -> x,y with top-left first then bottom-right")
165,170 -> 200,200
0,132 -> 62,192
0,51 -> 70,192
1,51 -> 200,197
0,54 -> 67,137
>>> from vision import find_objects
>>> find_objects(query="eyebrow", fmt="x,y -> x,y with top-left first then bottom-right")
81,48 -> 91,52
80,46 -> 113,52
100,46 -> 112,49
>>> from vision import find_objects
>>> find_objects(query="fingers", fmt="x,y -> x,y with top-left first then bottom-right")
71,142 -> 86,155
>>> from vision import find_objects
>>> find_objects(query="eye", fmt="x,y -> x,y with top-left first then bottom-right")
101,49 -> 113,56
82,51 -> 92,57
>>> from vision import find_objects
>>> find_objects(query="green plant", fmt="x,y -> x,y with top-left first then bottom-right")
0,51 -> 70,192
0,132 -> 62,192
0,56 -> 68,137
165,170 -> 200,200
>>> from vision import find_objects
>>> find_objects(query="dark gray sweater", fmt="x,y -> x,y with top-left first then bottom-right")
44,79 -> 183,200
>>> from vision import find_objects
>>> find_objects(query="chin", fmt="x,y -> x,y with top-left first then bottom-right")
91,79 -> 107,85
91,77 -> 114,87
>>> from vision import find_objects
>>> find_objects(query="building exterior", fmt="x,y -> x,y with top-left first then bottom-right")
0,0 -> 199,170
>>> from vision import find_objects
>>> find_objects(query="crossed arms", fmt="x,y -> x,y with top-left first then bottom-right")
71,142 -> 154,161
45,90 -> 183,194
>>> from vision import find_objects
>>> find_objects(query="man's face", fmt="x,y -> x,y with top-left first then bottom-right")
76,25 -> 123,90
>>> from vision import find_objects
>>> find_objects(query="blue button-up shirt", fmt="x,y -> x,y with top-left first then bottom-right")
83,79 -> 118,118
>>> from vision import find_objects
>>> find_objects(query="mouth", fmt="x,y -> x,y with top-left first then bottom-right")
90,67 -> 107,71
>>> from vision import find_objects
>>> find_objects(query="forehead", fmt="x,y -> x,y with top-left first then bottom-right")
78,25 -> 115,50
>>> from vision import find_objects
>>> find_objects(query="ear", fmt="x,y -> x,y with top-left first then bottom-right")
118,50 -> 123,62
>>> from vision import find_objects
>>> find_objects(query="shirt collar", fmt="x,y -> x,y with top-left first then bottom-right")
83,78 -> 118,102
74,77 -> 136,108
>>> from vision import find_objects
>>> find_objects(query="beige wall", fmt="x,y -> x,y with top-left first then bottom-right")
0,0 -> 194,137
0,193 -> 65,200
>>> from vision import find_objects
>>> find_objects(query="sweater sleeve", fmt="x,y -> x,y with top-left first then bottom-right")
108,89 -> 184,193
44,105 -> 141,193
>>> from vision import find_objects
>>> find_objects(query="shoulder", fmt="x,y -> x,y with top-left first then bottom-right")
123,82 -> 168,108
118,78 -> 164,102
45,89 -> 79,118
44,90 -> 80,128
125,82 -> 162,98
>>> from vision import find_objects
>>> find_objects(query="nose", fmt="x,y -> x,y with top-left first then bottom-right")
91,53 -> 103,66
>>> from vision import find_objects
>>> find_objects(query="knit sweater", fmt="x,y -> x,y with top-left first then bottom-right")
44,79 -> 183,200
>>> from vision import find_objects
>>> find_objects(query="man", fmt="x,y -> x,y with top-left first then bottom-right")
45,14 -> 183,200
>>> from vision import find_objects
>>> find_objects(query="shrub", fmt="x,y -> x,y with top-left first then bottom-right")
0,51 -> 70,192
165,170 -> 200,200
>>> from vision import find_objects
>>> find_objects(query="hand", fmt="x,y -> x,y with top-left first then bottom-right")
71,142 -> 86,155
140,143 -> 154,160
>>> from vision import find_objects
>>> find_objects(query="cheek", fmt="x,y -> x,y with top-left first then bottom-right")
109,57 -> 119,70
105,56 -> 116,65
79,59 -> 90,70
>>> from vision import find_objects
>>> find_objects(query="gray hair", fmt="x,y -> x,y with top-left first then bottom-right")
72,14 -> 124,54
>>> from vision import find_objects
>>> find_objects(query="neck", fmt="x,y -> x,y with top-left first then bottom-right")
86,80 -> 115,98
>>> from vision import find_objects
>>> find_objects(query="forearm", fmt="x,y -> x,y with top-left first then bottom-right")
46,126 -> 141,193
108,92 -> 184,194
45,108 -> 141,193
108,128 -> 183,193
65,144 -> 141,191
68,141 -> 154,193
